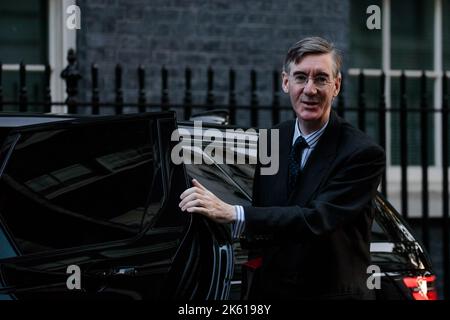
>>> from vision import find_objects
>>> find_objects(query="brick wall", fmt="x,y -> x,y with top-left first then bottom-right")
76,0 -> 349,124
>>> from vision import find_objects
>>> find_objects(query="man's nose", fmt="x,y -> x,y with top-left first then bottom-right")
302,79 -> 317,95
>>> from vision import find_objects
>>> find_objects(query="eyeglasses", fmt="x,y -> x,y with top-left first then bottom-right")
291,74 -> 333,88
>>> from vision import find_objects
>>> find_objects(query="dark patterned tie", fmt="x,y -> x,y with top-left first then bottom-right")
288,136 -> 309,194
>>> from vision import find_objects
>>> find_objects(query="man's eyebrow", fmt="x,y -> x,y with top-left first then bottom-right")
292,70 -> 331,77
316,72 -> 331,77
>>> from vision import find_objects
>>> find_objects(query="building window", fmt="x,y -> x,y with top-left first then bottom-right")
0,0 -> 48,109
0,0 -> 77,112
445,0 -> 450,71
349,0 -> 444,166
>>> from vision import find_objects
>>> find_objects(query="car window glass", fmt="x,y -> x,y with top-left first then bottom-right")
372,196 -> 416,243
0,133 -> 19,177
371,200 -> 393,242
0,223 -> 16,259
371,217 -> 390,241
180,124 -> 256,205
147,118 -> 190,229
185,162 -> 251,207
0,119 -> 161,254
217,163 -> 255,198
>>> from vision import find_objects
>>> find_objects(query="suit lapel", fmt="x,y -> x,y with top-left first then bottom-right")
288,111 -> 341,205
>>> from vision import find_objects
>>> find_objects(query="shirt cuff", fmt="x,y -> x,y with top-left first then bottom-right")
232,205 -> 246,240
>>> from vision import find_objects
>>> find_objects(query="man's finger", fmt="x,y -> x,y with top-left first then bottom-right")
180,186 -> 201,199
182,199 -> 203,212
179,192 -> 202,209
186,206 -> 208,215
180,188 -> 192,200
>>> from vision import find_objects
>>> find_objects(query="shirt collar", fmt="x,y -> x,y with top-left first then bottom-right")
292,118 -> 329,149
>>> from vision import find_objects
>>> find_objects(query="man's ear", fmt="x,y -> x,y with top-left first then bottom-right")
333,73 -> 342,97
282,71 -> 289,93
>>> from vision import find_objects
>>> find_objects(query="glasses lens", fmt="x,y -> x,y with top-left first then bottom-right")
293,75 -> 331,88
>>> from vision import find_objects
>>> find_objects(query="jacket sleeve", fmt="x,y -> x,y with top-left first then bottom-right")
242,145 -> 386,245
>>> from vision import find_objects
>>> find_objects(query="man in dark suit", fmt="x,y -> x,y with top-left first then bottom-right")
179,37 -> 386,299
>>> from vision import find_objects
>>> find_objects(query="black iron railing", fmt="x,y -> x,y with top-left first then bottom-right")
1,49 -> 450,299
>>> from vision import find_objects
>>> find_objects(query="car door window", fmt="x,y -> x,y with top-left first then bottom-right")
0,118 -> 162,254
147,118 -> 190,229
0,223 -> 16,259
185,162 -> 252,207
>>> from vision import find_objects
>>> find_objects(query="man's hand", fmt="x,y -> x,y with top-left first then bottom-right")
179,179 -> 236,224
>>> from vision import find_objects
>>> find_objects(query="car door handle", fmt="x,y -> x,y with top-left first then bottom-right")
109,267 -> 138,276
88,266 -> 138,277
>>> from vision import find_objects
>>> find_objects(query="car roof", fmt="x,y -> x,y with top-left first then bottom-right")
0,111 -> 180,130
0,112 -> 177,149
0,114 -> 77,128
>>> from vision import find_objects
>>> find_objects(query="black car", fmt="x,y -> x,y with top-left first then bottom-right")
0,112 -> 233,300
177,119 -> 438,300
0,112 -> 437,300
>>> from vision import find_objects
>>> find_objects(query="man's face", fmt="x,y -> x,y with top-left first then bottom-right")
282,53 -> 341,126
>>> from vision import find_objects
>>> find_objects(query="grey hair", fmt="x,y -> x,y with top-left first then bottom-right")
283,36 -> 342,77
